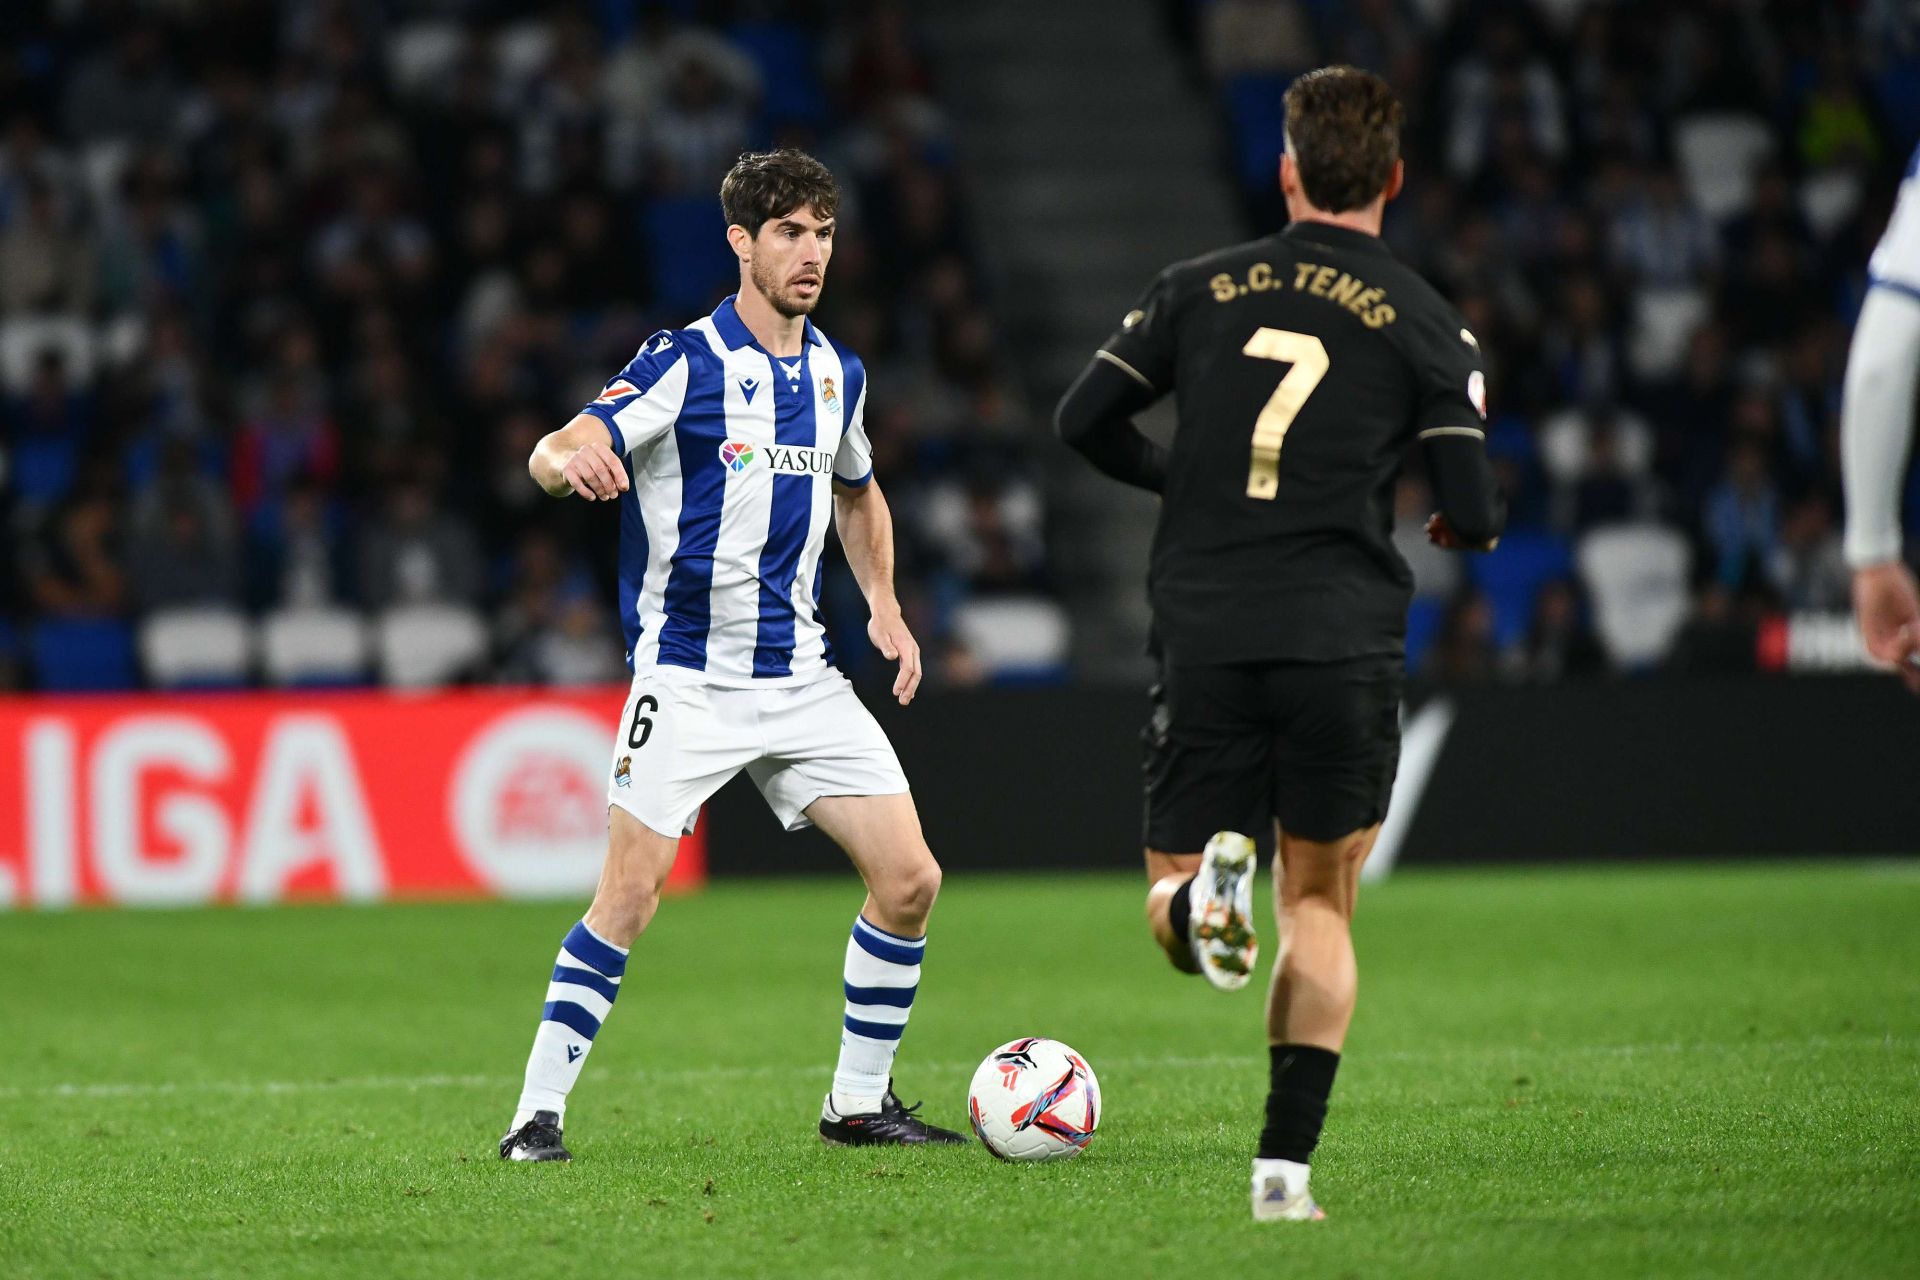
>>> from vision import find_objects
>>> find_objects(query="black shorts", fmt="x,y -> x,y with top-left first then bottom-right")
1142,655 -> 1404,851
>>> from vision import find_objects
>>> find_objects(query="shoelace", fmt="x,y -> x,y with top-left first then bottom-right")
518,1119 -> 563,1146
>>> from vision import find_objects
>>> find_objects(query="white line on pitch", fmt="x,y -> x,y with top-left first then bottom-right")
0,1036 -> 1908,1105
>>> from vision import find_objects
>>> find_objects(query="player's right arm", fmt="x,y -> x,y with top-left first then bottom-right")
1054,268 -> 1180,494
530,415 -> 630,500
531,331 -> 691,501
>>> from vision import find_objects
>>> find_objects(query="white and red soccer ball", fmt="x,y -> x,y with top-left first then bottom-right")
966,1037 -> 1101,1162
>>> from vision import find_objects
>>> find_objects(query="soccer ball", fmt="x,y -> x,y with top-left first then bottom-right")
966,1037 -> 1101,1162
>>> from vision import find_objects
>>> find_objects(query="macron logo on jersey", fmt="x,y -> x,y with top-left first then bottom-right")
717,440 -> 836,476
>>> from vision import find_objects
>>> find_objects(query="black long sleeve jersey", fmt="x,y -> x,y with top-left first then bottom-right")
1058,219 -> 1505,666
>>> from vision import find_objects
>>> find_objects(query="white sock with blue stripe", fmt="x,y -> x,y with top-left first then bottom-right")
512,920 -> 628,1129
832,915 -> 924,1115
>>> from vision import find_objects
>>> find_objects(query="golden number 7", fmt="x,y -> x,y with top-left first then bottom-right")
1242,327 -> 1329,500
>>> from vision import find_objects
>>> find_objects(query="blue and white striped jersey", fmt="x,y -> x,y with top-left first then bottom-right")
579,295 -> 873,686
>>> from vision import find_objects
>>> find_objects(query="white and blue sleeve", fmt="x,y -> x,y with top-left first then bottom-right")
834,381 -> 873,487
1841,286 -> 1920,567
579,332 -> 690,455
1867,146 -> 1920,298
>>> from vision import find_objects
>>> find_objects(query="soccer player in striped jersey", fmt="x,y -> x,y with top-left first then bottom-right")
1842,141 -> 1920,693
499,150 -> 965,1161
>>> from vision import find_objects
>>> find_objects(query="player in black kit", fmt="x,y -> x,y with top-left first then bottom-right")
1054,66 -> 1504,1221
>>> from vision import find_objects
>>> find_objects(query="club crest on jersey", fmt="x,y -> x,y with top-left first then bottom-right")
821,377 -> 841,416
614,756 -> 632,788
719,441 -> 756,472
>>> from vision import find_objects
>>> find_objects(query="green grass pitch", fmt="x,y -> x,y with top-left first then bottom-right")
2,861 -> 1916,1278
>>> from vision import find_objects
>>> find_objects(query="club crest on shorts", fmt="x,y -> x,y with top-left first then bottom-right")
614,755 -> 632,788
821,376 -> 840,416
718,440 -> 755,473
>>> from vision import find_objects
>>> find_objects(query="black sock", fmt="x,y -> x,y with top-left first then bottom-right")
1164,874 -> 1196,941
1257,1044 -> 1340,1163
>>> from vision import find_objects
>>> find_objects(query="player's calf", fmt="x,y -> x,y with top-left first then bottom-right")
498,809 -> 678,1160
1146,869 -> 1203,974
580,812 -> 680,946
806,793 -> 967,1145
822,908 -> 969,1143
1252,824 -> 1378,1218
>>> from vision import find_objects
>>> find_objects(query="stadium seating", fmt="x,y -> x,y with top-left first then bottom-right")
77,138 -> 132,224
139,607 -> 253,689
1223,74 -> 1293,190
952,596 -> 1072,684
1536,408 -> 1655,487
729,18 -> 827,128
645,196 -> 740,314
29,618 -> 138,692
1626,288 -> 1711,383
1672,113 -> 1774,223
1576,523 -> 1692,668
1404,594 -> 1446,673
260,607 -> 371,687
493,20 -> 554,87
375,603 -> 490,689
1467,532 -> 1573,650
1799,169 -> 1865,243
0,316 -> 95,394
384,21 -> 464,96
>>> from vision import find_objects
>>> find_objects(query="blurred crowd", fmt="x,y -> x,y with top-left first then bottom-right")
8,0 -> 1913,696
0,0 -> 1054,692
1171,0 -> 1919,681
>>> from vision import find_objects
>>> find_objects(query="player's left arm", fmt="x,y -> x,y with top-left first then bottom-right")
1841,284 -> 1920,690
833,478 -> 921,705
1411,311 -> 1505,551
1423,434 -> 1505,551
831,372 -> 920,705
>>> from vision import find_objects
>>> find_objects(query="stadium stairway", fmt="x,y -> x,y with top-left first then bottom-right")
928,2 -> 1243,679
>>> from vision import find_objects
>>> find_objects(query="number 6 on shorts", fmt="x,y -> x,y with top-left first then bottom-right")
628,694 -> 658,749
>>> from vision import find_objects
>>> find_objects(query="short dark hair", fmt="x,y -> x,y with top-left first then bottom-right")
1283,66 -> 1403,213
720,149 -> 840,237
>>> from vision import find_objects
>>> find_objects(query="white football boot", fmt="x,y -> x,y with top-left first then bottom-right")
1251,1160 -> 1326,1221
1189,831 -> 1258,991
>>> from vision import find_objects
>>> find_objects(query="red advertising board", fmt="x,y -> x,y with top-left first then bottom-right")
0,688 -> 705,909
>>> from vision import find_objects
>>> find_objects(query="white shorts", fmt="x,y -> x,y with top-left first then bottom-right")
606,667 -> 910,837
